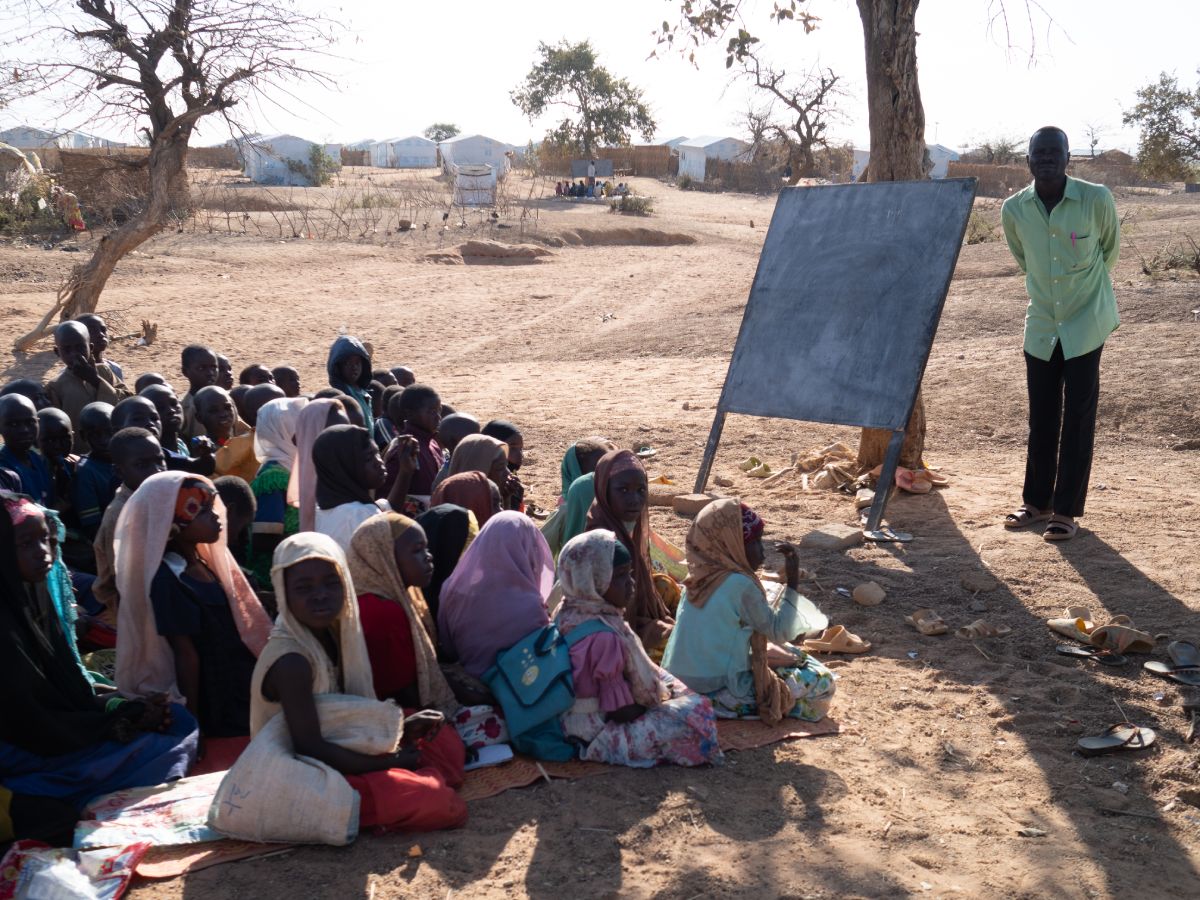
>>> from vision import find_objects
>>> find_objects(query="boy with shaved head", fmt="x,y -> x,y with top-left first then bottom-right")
46,320 -> 130,452
0,394 -> 54,505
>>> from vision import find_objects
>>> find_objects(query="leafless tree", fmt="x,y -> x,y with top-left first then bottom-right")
738,57 -> 843,182
1084,121 -> 1104,157
1,0 -> 341,351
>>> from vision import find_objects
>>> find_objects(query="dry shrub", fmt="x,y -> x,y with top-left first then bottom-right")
946,162 -> 1028,199
609,194 -> 653,215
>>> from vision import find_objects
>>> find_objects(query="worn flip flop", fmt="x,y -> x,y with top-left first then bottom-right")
1056,644 -> 1127,667
906,608 -> 948,636
1090,622 -> 1154,655
802,624 -> 871,655
739,456 -> 763,472
1076,723 -> 1157,758
1143,661 -> 1200,686
955,620 -> 1012,640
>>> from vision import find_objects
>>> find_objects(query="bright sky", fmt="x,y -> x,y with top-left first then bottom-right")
3,0 -> 1195,153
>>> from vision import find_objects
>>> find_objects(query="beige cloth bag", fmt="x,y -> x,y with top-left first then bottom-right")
208,693 -> 401,845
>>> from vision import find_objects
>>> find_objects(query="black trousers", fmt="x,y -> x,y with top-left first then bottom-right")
1023,342 -> 1103,518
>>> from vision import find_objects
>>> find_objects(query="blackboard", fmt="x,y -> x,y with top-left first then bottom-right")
718,179 -> 976,430
570,159 -> 614,178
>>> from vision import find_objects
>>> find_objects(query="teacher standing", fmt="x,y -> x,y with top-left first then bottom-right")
1000,126 -> 1120,542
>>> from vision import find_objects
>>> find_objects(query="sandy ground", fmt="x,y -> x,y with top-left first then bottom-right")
2,170 -> 1199,899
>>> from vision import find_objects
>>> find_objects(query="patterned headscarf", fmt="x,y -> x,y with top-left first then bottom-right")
3,495 -> 41,525
740,503 -> 765,545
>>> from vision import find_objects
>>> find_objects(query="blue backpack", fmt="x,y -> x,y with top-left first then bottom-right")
482,620 -> 613,761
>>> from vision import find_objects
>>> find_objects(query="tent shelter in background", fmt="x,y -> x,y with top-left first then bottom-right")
452,164 -> 497,206
439,134 -> 511,171
241,134 -> 342,186
677,136 -> 750,182
370,135 -> 438,168
696,179 -> 977,542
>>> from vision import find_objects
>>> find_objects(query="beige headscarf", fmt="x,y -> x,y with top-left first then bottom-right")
250,532 -> 376,736
292,398 -> 342,532
447,434 -> 507,480
684,499 -> 792,725
114,471 -> 272,702
345,512 -> 458,717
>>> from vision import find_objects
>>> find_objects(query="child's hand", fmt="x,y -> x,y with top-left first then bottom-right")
776,542 -> 801,589
68,353 -> 100,386
401,709 -> 444,746
504,472 -> 524,508
190,436 -> 216,458
391,435 -> 420,476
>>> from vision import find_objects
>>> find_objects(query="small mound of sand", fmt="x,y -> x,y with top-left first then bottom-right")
556,228 -> 697,247
423,240 -> 554,266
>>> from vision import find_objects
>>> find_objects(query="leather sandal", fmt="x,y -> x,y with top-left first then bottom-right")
1043,515 -> 1078,542
1004,504 -> 1050,529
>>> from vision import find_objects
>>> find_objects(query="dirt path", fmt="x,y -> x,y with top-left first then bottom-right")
2,174 -> 1198,899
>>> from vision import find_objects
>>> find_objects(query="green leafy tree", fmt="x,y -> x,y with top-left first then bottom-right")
424,123 -> 460,142
1123,71 -> 1200,181
511,40 -> 656,156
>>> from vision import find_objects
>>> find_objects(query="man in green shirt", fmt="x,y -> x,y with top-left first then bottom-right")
1000,126 -> 1120,542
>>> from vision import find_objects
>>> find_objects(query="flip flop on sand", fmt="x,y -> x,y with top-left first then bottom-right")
634,444 -> 658,460
745,462 -> 772,478
1004,504 -> 1051,530
1055,644 -> 1128,667
895,467 -> 933,495
1043,514 -> 1079,542
1047,606 -> 1098,643
1143,641 -> 1200,686
739,456 -> 763,472
1089,622 -> 1154,655
1076,723 -> 1157,758
802,625 -> 871,655
906,608 -> 948,636
955,620 -> 1012,640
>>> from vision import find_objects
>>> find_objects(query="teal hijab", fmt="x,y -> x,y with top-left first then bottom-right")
559,445 -> 584,499
541,472 -> 596,560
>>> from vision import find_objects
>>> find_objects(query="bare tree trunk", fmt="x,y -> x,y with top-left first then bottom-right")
13,132 -> 190,351
854,0 -> 928,471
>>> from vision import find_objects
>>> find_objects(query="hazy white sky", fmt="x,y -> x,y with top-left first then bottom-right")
4,0 -> 1196,153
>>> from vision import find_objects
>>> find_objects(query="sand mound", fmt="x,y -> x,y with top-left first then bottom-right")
553,227 -> 697,248
423,240 -> 554,266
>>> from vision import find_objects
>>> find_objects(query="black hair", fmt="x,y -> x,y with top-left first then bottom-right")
0,379 -> 46,400
213,475 -> 256,518
271,365 -> 298,379
109,426 -> 157,461
181,344 -> 215,368
80,401 -> 114,431
396,383 -> 440,415
1029,126 -> 1069,153
134,372 -> 167,393
37,407 -> 71,430
482,420 -> 521,442
312,387 -> 343,400
382,384 -> 403,404
238,364 -> 271,385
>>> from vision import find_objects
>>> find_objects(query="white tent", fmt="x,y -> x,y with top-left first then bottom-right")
0,125 -> 124,150
452,164 -> 496,206
371,135 -> 438,168
851,143 -> 961,180
662,135 -> 690,150
677,135 -> 750,181
242,134 -> 341,186
439,134 -> 509,171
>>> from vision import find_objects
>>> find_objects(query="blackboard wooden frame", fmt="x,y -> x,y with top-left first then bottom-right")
694,178 -> 978,538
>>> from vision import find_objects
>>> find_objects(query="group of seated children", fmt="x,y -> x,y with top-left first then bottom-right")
0,319 -> 835,848
553,180 -> 629,199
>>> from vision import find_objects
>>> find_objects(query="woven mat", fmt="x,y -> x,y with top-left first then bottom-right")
133,716 -> 838,879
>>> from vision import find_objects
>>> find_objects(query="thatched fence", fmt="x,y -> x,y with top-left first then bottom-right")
58,150 -> 189,222
536,145 -> 677,179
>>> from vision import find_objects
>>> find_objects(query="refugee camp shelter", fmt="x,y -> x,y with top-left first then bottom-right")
0,125 -> 123,150
662,136 -> 690,150
452,164 -> 496,206
439,134 -> 509,170
242,134 -> 341,186
677,136 -> 750,181
851,143 -> 961,180
371,135 -> 438,168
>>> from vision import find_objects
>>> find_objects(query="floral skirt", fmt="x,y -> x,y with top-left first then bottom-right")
707,659 -> 836,722
452,705 -> 510,752
562,678 -> 723,769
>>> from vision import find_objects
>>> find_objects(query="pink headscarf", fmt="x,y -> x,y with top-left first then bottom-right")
436,510 -> 553,678
114,470 -> 271,701
291,398 -> 342,532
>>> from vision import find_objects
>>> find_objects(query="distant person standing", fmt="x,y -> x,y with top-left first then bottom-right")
587,158 -> 596,187
1000,126 -> 1120,542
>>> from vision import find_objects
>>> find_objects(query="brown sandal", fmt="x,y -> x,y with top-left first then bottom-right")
1042,515 -> 1078,542
905,608 -> 948,636
1004,504 -> 1050,529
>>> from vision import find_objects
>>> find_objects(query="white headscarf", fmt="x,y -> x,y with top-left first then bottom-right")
249,532 -> 376,736
254,397 -> 308,472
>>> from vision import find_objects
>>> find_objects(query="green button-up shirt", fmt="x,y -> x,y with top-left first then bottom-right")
1001,176 -> 1120,361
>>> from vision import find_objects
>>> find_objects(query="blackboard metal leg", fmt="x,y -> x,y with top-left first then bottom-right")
694,409 -> 728,493
863,429 -> 913,542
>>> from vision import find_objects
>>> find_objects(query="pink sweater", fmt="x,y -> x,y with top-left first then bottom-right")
568,632 -> 635,712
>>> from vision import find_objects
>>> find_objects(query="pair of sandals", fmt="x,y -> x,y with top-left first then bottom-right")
904,609 -> 1011,640
1004,504 -> 1077,542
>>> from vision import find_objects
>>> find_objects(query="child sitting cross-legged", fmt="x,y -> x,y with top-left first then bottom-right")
554,530 -> 722,768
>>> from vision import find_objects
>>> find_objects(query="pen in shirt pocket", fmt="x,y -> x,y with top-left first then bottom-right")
1071,232 -> 1089,247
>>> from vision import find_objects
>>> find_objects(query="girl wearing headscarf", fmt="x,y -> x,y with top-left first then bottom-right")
249,396 -> 307,584
292,397 -> 349,533
540,437 -> 614,559
587,450 -> 675,655
555,530 -> 722,768
312,424 -> 390,553
115,472 -> 271,738
346,513 -> 459,718
436,511 -> 553,679
662,500 -> 835,724
430,471 -> 498,530
325,335 -> 375,434
0,493 -> 197,840
253,533 -> 466,832
415,504 -> 477,621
